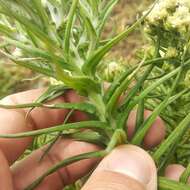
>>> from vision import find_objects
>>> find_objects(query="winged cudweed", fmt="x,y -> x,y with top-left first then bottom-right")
1,0 -> 190,189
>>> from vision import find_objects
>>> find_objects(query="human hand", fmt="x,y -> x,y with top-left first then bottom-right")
0,89 -> 188,190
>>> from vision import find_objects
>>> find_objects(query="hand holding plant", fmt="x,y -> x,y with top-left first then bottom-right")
0,88 -> 185,190
1,0 -> 190,189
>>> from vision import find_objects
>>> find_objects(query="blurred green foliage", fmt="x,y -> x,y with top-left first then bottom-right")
0,0 -> 153,99
0,61 -> 23,98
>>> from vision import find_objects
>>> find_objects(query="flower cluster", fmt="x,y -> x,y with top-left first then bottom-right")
98,61 -> 126,82
144,0 -> 190,51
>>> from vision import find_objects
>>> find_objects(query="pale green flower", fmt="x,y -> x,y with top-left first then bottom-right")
13,48 -> 23,57
146,0 -> 176,23
185,70 -> 190,86
178,0 -> 190,8
145,0 -> 190,34
167,5 -> 190,34
166,47 -> 178,58
103,61 -> 125,82
50,78 -> 63,85
144,0 -> 190,51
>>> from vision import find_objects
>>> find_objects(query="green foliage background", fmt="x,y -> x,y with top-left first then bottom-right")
0,0 -> 152,98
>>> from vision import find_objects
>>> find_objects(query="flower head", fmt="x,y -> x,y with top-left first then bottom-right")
100,61 -> 125,82
144,0 -> 190,58
145,0 -> 190,40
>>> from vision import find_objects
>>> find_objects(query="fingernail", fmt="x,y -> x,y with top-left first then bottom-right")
165,164 -> 186,181
95,145 -> 156,186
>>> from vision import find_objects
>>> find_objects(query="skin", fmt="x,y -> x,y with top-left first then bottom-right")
0,89 -> 189,190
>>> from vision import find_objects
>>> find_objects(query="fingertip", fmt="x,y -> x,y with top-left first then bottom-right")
0,149 -> 13,190
87,145 -> 157,190
0,89 -> 87,165
164,164 -> 190,184
127,111 -> 137,140
12,140 -> 101,190
143,111 -> 166,149
127,110 -> 166,149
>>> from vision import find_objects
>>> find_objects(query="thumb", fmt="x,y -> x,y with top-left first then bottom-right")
0,150 -> 13,190
82,145 -> 157,190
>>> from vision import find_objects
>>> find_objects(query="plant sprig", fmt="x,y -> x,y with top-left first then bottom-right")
1,0 -> 190,189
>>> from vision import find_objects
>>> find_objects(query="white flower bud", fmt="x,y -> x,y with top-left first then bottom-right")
103,61 -> 124,82
185,70 -> 190,86
13,48 -> 23,57
144,0 -> 190,46
50,78 -> 63,85
166,47 -> 178,58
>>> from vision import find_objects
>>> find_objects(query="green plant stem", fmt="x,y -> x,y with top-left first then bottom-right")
153,112 -> 190,164
0,121 -> 108,138
64,0 -> 78,60
117,59 -> 190,129
120,36 -> 160,110
82,0 -> 158,75
106,129 -> 127,152
104,57 -> 171,104
135,98 -> 144,131
25,150 -> 107,190
66,131 -> 108,147
158,177 -> 190,190
88,91 -> 106,121
121,64 -> 154,110
0,102 -> 96,115
180,163 -> 190,183
132,63 -> 184,145
106,55 -> 147,115
39,109 -> 74,162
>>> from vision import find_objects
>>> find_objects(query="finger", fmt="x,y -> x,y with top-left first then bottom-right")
0,149 -> 13,190
127,110 -> 166,149
104,82 -> 166,149
0,89 -> 83,164
12,139 -> 100,190
164,164 -> 190,184
82,145 -> 157,190
65,90 -> 88,122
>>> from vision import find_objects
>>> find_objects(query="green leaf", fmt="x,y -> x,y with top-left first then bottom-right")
82,2 -> 156,75
25,150 -> 107,190
3,38 -> 71,71
33,85 -> 69,103
57,70 -> 101,95
132,89 -> 188,146
0,121 -> 108,138
180,163 -> 190,183
120,64 -> 154,109
0,23 -> 15,38
135,99 -> 145,131
39,109 -> 74,162
0,102 -> 97,115
47,102 -> 97,114
97,0 -> 119,35
159,177 -> 190,190
103,57 -> 169,104
31,0 -> 50,30
0,49 -> 54,77
64,0 -> 78,59
78,2 -> 97,57
0,1 -> 58,51
106,55 -> 147,115
14,0 -> 40,23
153,112 -> 190,164
66,131 -> 108,146
117,61 -> 190,129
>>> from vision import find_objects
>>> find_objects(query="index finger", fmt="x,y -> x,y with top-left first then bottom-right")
0,89 -> 81,165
